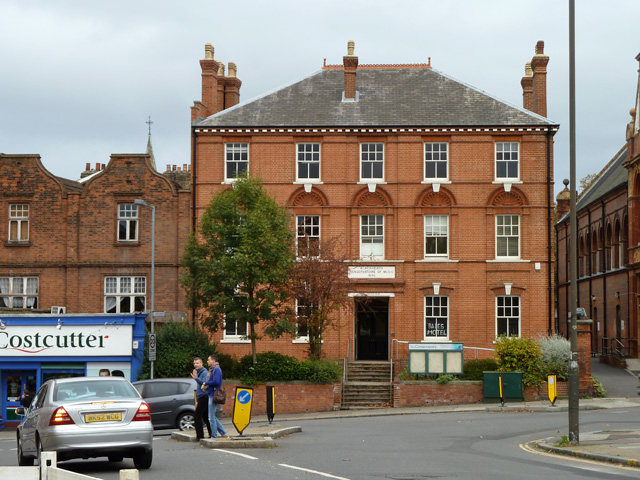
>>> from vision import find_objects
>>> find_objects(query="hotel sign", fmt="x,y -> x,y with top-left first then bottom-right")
0,325 -> 133,357
348,266 -> 395,279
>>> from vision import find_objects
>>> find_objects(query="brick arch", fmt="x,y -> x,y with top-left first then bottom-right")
353,187 -> 392,207
417,188 -> 456,207
487,187 -> 528,206
288,187 -> 328,207
490,284 -> 526,296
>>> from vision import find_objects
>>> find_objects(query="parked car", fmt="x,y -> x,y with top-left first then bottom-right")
133,378 -> 198,431
16,376 -> 153,469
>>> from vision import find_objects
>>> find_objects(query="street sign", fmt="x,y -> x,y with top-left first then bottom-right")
148,333 -> 156,361
548,375 -> 557,405
232,387 -> 253,435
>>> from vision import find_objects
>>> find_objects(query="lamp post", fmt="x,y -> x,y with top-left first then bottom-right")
134,199 -> 155,379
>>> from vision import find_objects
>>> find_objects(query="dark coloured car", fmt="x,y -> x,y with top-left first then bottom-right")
133,378 -> 198,431
16,376 -> 153,469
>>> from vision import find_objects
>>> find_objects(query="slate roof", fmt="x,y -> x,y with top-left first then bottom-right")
557,145 -> 628,224
196,68 -> 558,128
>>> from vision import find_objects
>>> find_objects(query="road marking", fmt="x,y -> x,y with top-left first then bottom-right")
279,463 -> 350,480
214,449 -> 258,460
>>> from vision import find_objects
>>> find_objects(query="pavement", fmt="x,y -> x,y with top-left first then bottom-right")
2,358 -> 639,467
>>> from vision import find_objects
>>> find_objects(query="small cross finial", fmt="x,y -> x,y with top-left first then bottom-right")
146,116 -> 153,135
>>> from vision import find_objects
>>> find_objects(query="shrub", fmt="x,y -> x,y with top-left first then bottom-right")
139,322 -> 215,379
461,358 -> 498,380
537,335 -> 570,381
239,351 -> 340,384
216,352 -> 242,379
436,374 -> 455,384
495,336 -> 545,387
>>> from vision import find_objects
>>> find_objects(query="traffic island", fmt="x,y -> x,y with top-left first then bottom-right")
171,424 -> 302,448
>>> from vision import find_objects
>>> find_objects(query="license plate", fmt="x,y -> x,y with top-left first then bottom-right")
84,412 -> 122,423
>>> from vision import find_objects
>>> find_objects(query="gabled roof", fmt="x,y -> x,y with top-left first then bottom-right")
196,67 -> 557,128
557,145 -> 628,224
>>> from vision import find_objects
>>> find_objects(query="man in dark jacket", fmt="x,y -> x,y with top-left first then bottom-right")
190,357 -> 212,440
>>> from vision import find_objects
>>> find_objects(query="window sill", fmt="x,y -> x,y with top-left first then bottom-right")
5,241 -> 30,247
114,241 -> 140,247
421,339 -> 452,343
417,258 -> 458,263
292,338 -> 310,344
293,181 -> 323,185
354,259 -> 405,263
421,180 -> 451,184
220,339 -> 251,344
486,259 -> 530,263
357,181 -> 386,185
492,180 -> 522,185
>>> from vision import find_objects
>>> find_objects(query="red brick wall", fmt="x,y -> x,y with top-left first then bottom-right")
0,154 -> 190,319
394,382 -> 484,407
193,128 -> 555,361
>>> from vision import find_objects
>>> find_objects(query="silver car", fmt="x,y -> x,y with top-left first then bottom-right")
16,376 -> 154,469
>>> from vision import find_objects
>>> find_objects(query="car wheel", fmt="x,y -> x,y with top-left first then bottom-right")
108,455 -> 124,462
177,412 -> 195,431
133,449 -> 153,470
17,434 -> 34,466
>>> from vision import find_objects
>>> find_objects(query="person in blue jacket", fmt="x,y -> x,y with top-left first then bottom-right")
205,354 -> 228,438
190,356 -> 212,440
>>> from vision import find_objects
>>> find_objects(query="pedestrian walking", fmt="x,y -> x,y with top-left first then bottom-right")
190,356 -> 212,440
205,354 -> 228,438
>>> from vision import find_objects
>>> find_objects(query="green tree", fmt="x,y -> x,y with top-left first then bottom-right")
181,176 -> 295,364
288,236 -> 350,359
139,321 -> 214,379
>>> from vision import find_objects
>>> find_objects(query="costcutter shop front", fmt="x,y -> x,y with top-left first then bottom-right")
0,313 -> 146,428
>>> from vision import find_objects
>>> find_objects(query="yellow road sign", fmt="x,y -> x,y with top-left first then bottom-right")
548,375 -> 557,405
232,386 -> 254,435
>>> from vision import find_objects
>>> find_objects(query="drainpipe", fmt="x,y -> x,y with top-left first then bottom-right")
190,125 -> 198,325
601,199 -> 607,344
588,208 -> 592,318
547,128 -> 553,334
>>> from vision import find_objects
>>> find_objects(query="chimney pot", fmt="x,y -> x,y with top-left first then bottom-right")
85,162 -> 90,171
347,40 -> 355,56
535,40 -> 544,55
205,43 -> 214,60
228,62 -> 237,78
95,163 -> 100,170
218,62 -> 225,76
183,164 -> 187,171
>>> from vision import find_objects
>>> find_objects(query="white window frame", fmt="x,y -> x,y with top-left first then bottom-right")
360,143 -> 384,182
424,295 -> 449,341
0,277 -> 38,309
104,276 -> 146,313
293,299 -> 311,343
424,143 -> 449,181
296,143 -> 321,182
496,214 -> 520,259
296,215 -> 320,258
9,204 -> 29,242
424,215 -> 449,258
495,142 -> 519,181
360,214 -> 384,260
222,315 -> 250,343
117,203 -> 138,242
225,143 -> 249,182
496,295 -> 520,337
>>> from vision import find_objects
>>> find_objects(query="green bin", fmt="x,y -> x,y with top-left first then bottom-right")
483,371 -> 523,402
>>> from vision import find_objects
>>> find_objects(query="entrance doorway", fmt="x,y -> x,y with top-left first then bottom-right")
355,297 -> 389,361
3,370 -> 37,424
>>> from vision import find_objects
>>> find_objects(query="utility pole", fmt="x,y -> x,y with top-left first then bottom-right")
568,0 -> 580,444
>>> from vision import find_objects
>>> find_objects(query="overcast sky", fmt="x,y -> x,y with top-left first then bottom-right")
1,0 -> 638,196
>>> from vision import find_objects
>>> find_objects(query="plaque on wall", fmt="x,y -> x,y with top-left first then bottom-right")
348,266 -> 396,279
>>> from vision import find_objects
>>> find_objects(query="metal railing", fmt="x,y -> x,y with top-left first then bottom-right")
601,337 -> 636,360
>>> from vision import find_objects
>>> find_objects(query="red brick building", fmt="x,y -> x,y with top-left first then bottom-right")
191,41 -> 558,362
556,51 -> 640,361
0,151 -> 190,320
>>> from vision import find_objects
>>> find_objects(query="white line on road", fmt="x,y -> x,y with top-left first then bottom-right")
279,463 -> 350,480
214,449 -> 258,460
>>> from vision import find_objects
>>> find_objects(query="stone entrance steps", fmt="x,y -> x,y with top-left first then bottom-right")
342,360 -> 392,409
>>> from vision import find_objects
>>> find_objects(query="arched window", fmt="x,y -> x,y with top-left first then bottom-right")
605,222 -> 612,271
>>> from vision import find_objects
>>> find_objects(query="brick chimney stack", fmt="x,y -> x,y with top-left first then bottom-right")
224,62 -> 242,109
531,40 -> 549,117
521,62 -> 534,111
556,179 -> 571,219
191,44 -> 219,121
343,40 -> 358,101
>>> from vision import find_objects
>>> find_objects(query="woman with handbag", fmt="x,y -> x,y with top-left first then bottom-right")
205,354 -> 229,438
